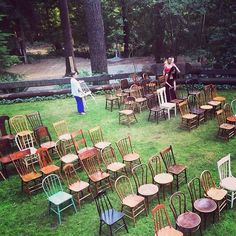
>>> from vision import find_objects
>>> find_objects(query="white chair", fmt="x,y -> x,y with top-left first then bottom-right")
217,154 -> 236,208
156,87 -> 176,119
231,99 -> 236,116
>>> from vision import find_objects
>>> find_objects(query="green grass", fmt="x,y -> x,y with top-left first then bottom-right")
0,90 -> 236,236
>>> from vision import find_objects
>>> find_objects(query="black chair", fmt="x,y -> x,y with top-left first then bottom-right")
94,191 -> 128,236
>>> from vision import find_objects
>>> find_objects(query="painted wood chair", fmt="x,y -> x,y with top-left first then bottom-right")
217,154 -> 236,208
42,174 -> 77,224
10,115 -> 33,136
115,175 -> 147,224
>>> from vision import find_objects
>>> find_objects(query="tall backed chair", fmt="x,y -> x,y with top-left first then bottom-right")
185,78 -> 200,104
160,145 -> 187,190
94,190 -> 128,235
211,84 -> 225,104
115,175 -> 147,224
152,204 -> 183,236
0,115 -> 15,142
223,103 -> 233,118
42,174 -> 77,224
197,91 -> 213,121
217,154 -> 236,208
188,95 -> 205,124
156,87 -> 176,119
204,85 -> 221,112
130,84 -> 148,112
26,111 -> 44,131
147,97 -> 166,123
10,115 -> 33,136
53,120 -> 71,141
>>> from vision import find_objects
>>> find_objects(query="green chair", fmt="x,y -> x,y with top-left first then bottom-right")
42,174 -> 77,224
231,99 -> 236,115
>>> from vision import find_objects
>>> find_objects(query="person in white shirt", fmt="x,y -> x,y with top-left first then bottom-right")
70,76 -> 86,115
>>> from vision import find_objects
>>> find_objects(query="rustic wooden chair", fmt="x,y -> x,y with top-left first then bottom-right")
160,145 -> 187,191
10,115 -> 33,136
80,148 -> 112,194
185,78 -> 200,104
200,170 -> 227,218
156,87 -> 176,119
37,148 -> 60,176
170,191 -> 202,235
217,154 -> 236,209
116,136 -> 141,171
115,175 -> 147,224
0,115 -> 15,143
147,96 -> 166,123
42,174 -> 77,224
152,204 -> 183,236
148,155 -> 173,200
63,163 -> 91,207
188,95 -> 205,124
94,190 -> 129,235
114,88 -> 128,104
105,92 -> 120,112
88,126 -> 111,151
197,90 -> 213,121
10,149 -> 42,195
211,84 -> 225,104
179,100 -> 198,131
187,177 -> 217,229
53,120 -> 71,142
101,146 -> 127,181
216,109 -> 235,140
204,84 -> 221,112
26,111 -> 44,131
132,163 -> 159,211
34,126 -> 56,152
223,103 -> 233,118
231,99 -> 236,115
130,84 -> 148,112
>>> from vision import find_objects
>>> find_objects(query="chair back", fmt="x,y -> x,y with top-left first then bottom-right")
0,115 -> 11,136
55,139 -> 75,158
34,126 -> 52,145
187,177 -> 202,210
88,126 -> 104,145
200,170 -> 216,194
15,133 -> 34,151
0,139 -> 12,156
231,99 -> 236,115
130,84 -> 142,99
211,84 -> 218,98
116,136 -> 133,157
120,79 -> 129,90
196,91 -> 206,106
130,73 -> 138,83
71,129 -> 88,152
151,204 -> 172,234
185,78 -> 199,94
63,163 -> 80,186
160,145 -> 176,170
101,146 -> 117,166
53,120 -> 69,138
147,96 -> 158,109
26,111 -> 43,130
37,147 -> 53,168
148,155 -> 162,181
115,175 -> 134,201
179,100 -> 190,116
169,191 -> 187,220
204,85 -> 212,102
217,154 -> 232,181
156,87 -> 167,106
42,174 -> 63,198
132,163 -> 148,189
223,103 -> 233,117
216,109 -> 226,126
124,96 -> 136,110
10,115 -> 30,134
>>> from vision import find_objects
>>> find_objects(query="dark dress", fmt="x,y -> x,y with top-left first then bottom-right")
165,75 -> 176,102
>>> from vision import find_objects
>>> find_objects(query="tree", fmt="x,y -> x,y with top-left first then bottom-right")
59,0 -> 77,76
84,0 -> 108,74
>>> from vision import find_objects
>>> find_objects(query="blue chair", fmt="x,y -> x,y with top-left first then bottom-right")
42,174 -> 77,224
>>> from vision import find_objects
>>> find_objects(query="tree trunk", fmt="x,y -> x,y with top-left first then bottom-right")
120,0 -> 129,58
59,0 -> 77,76
84,0 -> 108,74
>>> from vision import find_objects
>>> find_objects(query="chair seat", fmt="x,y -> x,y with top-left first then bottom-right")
69,180 -> 90,192
176,211 -> 201,229
182,114 -> 198,119
207,187 -> 227,201
89,171 -> 110,182
41,141 -> 56,149
208,101 -> 221,106
119,110 -> 134,115
136,98 -> 147,103
168,164 -> 186,175
18,130 -> 33,136
22,171 -> 42,182
220,123 -> 235,130
106,96 -> 119,101
123,152 -> 140,162
40,165 -> 60,175
220,176 -> 236,191
213,96 -> 225,102
171,99 -> 184,104
107,162 -> 126,172
154,173 -> 173,185
101,209 -> 124,225
95,141 -> 111,150
77,147 -> 95,156
191,108 -> 205,115
123,194 -> 145,208
138,184 -> 159,196
61,154 -> 78,164
161,103 -> 176,109
59,133 -> 71,141
0,154 -> 11,164
156,226 -> 183,236
151,106 -> 163,112
200,105 -> 213,110
189,91 -> 199,96
48,191 -> 72,205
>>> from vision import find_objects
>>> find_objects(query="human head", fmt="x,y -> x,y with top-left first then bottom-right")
167,57 -> 174,64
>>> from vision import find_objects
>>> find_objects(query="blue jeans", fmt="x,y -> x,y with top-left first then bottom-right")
74,96 -> 84,113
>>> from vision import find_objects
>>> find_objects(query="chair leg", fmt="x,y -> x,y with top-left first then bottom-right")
231,191 -> 234,209
57,205 -> 62,224
109,225 -> 113,236
71,198 -> 77,213
176,175 -> 179,190
122,217 -> 129,233
99,220 -> 103,235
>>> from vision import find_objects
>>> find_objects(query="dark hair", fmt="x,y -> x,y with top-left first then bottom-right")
167,66 -> 177,81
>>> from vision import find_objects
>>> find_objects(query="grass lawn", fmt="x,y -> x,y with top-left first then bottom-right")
0,89 -> 236,236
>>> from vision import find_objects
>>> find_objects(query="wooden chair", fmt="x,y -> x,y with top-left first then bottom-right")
120,78 -> 129,90
42,174 -> 77,224
116,136 -> 141,171
34,126 -> 56,152
10,150 -> 42,195
119,96 -> 138,127
197,91 -> 213,121
148,155 -> 173,200
101,146 -> 127,181
105,93 -> 120,112
53,120 -> 71,142
94,190 -> 128,235
156,87 -> 176,120
0,115 -> 15,142
10,115 -> 33,136
217,154 -> 236,208
200,170 -> 227,218
37,148 -> 60,176
152,204 -> 183,236
160,145 -> 187,191
0,139 -> 13,178
211,84 -> 226,104
216,109 -> 235,140
114,88 -> 128,104
204,84 -> 221,112
63,163 -> 91,207
188,95 -> 205,124
80,148 -> 112,194
170,191 -> 202,235
231,99 -> 236,115
185,78 -> 200,104
26,111 -> 44,131
132,163 -> 159,211
187,177 -> 217,229
88,126 -> 111,151
0,170 -> 6,180
179,100 -> 198,131
130,84 -> 148,112
115,175 -> 147,224
223,103 -> 233,118
147,96 -> 166,123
